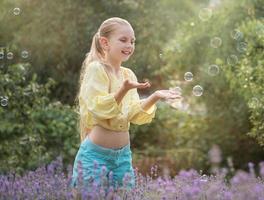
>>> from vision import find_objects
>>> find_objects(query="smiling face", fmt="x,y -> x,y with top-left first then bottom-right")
105,24 -> 136,63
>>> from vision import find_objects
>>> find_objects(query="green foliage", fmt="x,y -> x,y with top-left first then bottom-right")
135,0 -> 264,171
0,63 -> 79,175
224,18 -> 264,146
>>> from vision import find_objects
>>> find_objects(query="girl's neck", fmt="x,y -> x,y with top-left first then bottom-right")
104,55 -> 122,74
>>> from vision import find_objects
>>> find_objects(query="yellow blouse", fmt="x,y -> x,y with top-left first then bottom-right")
79,61 -> 157,132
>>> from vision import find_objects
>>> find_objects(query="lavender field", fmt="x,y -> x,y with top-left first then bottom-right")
1,156 -> 264,200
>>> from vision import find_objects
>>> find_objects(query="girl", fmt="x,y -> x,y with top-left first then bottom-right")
70,17 -> 181,193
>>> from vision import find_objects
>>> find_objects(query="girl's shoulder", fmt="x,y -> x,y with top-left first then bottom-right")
85,61 -> 109,81
88,60 -> 104,70
85,60 -> 108,76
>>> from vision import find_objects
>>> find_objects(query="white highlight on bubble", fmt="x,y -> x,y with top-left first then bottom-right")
208,64 -> 219,76
230,29 -> 243,41
13,8 -> 21,16
236,42 -> 247,53
199,8 -> 212,21
226,55 -> 238,65
184,72 -> 193,81
7,52 -> 14,60
21,50 -> 29,59
169,86 -> 182,95
0,96 -> 9,107
193,85 -> 203,96
210,37 -> 222,48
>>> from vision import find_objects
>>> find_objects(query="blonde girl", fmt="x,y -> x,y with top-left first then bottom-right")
70,17 -> 181,193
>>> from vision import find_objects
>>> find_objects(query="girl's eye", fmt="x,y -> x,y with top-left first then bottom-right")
120,39 -> 135,45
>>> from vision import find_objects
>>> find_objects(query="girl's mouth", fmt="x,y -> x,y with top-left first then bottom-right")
121,50 -> 131,56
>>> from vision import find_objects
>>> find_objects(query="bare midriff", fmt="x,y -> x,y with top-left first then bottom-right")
86,125 -> 130,149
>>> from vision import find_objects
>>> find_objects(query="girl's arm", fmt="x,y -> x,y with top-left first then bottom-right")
140,90 -> 182,111
139,93 -> 160,111
114,79 -> 151,104
114,86 -> 129,105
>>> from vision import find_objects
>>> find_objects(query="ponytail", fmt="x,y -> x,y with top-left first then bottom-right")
77,31 -> 106,143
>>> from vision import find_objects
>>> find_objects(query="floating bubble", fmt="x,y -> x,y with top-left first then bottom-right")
13,7 -> 21,16
193,85 -> 203,96
226,55 -> 238,65
236,42 -> 247,53
230,29 -> 243,41
199,8 -> 212,21
184,72 -> 193,81
0,96 -> 8,107
190,22 -> 195,26
0,52 -> 4,59
208,64 -> 219,76
210,37 -> 222,48
21,50 -> 29,59
169,86 -> 182,95
7,52 -> 14,60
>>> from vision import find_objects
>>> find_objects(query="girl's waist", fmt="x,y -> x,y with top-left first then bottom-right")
87,125 -> 130,149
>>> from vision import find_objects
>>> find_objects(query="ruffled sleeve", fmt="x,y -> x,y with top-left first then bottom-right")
79,61 -> 122,120
126,69 -> 157,125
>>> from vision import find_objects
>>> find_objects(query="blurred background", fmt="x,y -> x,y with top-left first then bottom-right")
0,0 -> 263,177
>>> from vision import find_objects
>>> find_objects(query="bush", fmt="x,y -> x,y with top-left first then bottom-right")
0,63 -> 79,174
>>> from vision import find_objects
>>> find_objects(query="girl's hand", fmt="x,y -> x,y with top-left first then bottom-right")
154,89 -> 182,101
122,79 -> 151,91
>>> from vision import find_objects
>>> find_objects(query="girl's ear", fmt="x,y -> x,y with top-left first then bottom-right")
99,37 -> 109,51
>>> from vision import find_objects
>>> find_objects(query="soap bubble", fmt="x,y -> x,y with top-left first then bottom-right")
168,100 -> 188,111
230,29 -> 243,41
13,8 -> 21,16
199,8 -> 212,21
210,37 -> 222,48
184,72 -> 193,81
7,52 -> 14,60
208,64 -> 219,76
21,50 -> 29,59
0,96 -> 8,107
226,55 -> 238,65
236,42 -> 247,53
193,85 -> 203,96
190,22 -> 195,27
0,52 -> 4,59
169,86 -> 182,95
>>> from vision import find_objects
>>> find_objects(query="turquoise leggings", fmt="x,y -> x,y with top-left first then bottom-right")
70,136 -> 135,191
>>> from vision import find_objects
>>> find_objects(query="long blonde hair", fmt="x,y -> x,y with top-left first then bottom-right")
74,17 -> 132,142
